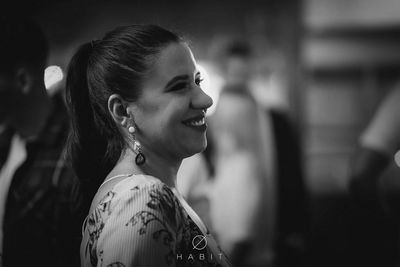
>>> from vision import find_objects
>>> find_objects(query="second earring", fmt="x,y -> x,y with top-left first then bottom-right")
129,125 -> 146,165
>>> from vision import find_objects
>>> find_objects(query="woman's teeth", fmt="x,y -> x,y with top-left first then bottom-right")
187,117 -> 205,126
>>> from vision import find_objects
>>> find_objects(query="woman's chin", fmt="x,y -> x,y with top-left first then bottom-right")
182,140 -> 207,158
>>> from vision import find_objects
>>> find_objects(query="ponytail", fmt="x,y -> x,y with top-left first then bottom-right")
65,43 -> 113,201
65,25 -> 182,202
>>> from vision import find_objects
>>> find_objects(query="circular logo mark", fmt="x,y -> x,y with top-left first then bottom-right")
192,235 -> 207,250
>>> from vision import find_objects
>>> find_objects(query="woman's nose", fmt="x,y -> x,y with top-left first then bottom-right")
190,88 -> 213,110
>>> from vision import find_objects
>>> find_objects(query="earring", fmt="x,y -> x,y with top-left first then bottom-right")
133,140 -> 146,165
128,126 -> 135,133
128,124 -> 146,165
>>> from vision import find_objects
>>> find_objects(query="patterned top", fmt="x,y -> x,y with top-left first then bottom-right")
81,174 -> 232,267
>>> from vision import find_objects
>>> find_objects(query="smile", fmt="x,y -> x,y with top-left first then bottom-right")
182,115 -> 207,131
186,117 -> 205,126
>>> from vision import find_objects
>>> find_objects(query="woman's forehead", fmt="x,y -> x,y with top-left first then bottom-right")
153,42 -> 198,77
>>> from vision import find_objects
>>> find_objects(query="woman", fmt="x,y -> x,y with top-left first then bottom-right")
209,40 -> 276,266
66,25 -> 231,267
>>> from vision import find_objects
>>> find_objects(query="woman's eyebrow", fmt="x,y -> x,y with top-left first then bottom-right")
165,75 -> 189,89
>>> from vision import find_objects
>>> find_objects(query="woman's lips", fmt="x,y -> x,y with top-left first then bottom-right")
182,115 -> 207,131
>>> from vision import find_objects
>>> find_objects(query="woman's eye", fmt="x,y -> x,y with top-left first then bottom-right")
195,78 -> 204,86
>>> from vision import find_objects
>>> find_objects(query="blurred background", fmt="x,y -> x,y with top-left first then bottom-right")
4,0 -> 400,266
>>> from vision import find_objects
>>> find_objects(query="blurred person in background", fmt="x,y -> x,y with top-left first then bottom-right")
0,15 -> 83,267
209,40 -> 278,267
349,85 -> 400,213
209,40 -> 309,267
348,85 -> 400,267
66,24 -> 232,267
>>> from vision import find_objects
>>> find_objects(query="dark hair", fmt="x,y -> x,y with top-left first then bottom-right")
65,25 -> 181,198
0,15 -> 48,74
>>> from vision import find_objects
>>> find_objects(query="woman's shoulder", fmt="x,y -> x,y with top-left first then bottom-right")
111,173 -> 165,193
84,174 -> 185,242
117,174 -> 177,201
82,175 -> 186,267
89,174 -> 182,225
93,174 -> 176,208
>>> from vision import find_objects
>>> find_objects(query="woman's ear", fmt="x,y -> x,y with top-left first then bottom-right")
108,94 -> 131,126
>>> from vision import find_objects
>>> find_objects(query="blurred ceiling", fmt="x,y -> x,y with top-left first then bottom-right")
305,0 -> 400,31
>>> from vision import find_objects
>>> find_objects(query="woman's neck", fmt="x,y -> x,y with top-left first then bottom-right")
110,148 -> 180,188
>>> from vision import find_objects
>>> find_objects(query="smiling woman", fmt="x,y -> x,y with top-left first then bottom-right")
130,42 -> 212,163
65,25 -> 231,267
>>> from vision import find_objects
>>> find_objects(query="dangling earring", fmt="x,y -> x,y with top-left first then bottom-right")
128,124 -> 146,165
133,140 -> 146,165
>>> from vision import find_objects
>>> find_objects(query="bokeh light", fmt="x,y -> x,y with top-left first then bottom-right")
44,65 -> 64,90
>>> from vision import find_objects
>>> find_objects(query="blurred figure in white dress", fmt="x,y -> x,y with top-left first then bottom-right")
209,40 -> 277,267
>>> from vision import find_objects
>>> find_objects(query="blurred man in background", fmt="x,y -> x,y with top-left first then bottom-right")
349,85 -> 400,213
348,85 -> 400,267
0,16 -> 83,267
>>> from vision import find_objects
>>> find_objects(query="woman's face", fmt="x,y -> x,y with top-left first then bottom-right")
131,42 -> 213,161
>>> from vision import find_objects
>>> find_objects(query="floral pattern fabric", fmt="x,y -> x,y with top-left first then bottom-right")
81,175 -> 231,267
